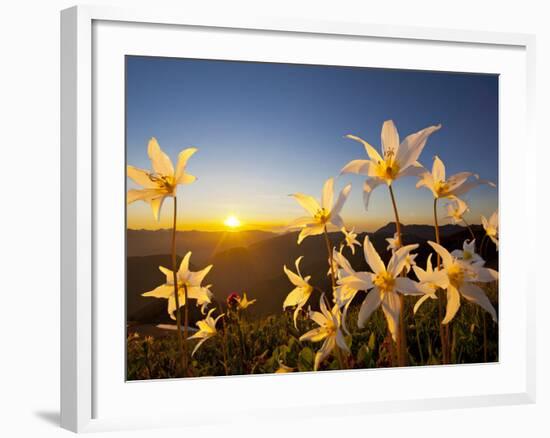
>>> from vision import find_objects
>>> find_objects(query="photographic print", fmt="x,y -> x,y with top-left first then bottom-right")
126,56 -> 499,380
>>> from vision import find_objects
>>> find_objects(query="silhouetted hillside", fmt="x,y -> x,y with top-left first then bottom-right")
127,229 -> 275,263
127,225 -> 497,323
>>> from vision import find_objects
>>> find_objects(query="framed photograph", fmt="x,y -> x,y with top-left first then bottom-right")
61,5 -> 536,433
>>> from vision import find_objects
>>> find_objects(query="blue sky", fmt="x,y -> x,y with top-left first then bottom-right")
126,56 -> 498,231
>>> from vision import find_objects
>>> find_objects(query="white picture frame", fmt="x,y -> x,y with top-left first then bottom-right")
60,4 -> 536,433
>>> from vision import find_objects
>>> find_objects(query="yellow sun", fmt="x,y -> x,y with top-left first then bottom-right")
224,215 -> 241,228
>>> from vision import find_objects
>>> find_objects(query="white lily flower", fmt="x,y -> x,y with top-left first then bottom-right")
127,138 -> 197,220
341,120 -> 441,209
412,254 -> 448,314
445,197 -> 469,224
428,241 -> 498,324
341,227 -> 361,254
187,308 -> 224,356
332,249 -> 364,334
481,210 -> 499,250
402,250 -> 418,274
340,236 -> 420,341
142,251 -> 213,320
386,233 -> 399,252
416,155 -> 495,200
289,178 -> 352,244
451,239 -> 484,266
283,256 -> 314,328
299,296 -> 350,371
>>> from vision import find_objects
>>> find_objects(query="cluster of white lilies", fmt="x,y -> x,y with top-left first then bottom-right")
284,120 -> 499,370
128,120 -> 500,376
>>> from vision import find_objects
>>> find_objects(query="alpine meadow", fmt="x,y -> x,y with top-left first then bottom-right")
126,56 -> 499,379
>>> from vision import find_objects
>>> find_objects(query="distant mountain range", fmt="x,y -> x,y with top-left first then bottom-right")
127,229 -> 275,264
127,223 -> 497,324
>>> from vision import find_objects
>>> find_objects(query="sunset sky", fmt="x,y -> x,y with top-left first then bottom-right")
126,56 -> 498,232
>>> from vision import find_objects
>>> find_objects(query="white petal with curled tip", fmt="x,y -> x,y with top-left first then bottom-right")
381,291 -> 401,342
333,250 -> 354,275
432,156 -> 446,183
395,277 -> 422,296
426,268 -> 450,289
460,283 -> 497,322
177,173 -> 196,185
413,294 -> 433,314
127,166 -> 157,188
283,287 -> 309,309
388,244 -> 418,276
336,329 -> 350,353
314,336 -> 336,371
191,337 -> 210,357
363,236 -> 385,275
127,189 -> 164,204
189,264 -> 212,287
322,178 -> 334,210
332,183 -> 352,216
471,266 -> 499,283
428,241 -> 453,268
330,214 -> 345,230
381,120 -> 400,156
397,161 -> 425,178
345,134 -> 384,163
290,193 -> 321,216
445,172 -> 473,193
287,216 -> 315,229
442,285 -> 461,324
395,124 -> 441,171
300,325 -> 327,343
339,273 -> 373,291
158,266 -> 174,284
147,137 -> 174,176
340,159 -> 371,175
167,292 -> 186,319
177,252 -> 192,278
175,147 -> 198,183
142,284 -> 174,299
284,265 -> 308,288
149,195 -> 168,221
297,223 -> 324,244
358,288 -> 382,328
362,178 -> 385,210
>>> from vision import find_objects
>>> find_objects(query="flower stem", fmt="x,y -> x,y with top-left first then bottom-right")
323,226 -> 336,293
335,346 -> 346,370
433,197 -> 448,364
462,218 -> 476,241
388,185 -> 407,367
217,302 -> 230,375
170,197 -> 186,376
388,185 -> 402,246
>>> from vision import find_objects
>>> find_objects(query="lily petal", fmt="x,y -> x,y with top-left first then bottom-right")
381,120 -> 400,156
147,137 -> 174,176
175,147 -> 198,184
381,291 -> 401,342
290,193 -> 321,216
358,288 -> 382,328
363,236 -> 385,275
460,283 -> 498,322
442,285 -> 461,324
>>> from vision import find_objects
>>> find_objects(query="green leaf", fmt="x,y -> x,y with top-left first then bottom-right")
298,347 -> 314,372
